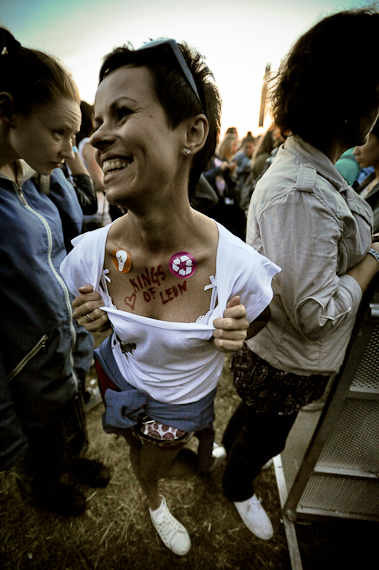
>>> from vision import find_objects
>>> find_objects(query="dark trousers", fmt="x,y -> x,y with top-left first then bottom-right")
22,393 -> 88,486
222,402 -> 297,502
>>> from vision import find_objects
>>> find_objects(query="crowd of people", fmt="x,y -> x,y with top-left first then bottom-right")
1,5 -> 378,560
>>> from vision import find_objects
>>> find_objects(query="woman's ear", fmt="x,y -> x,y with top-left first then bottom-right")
184,114 -> 209,155
0,92 -> 15,123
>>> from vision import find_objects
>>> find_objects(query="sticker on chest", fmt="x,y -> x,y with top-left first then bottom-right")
112,248 -> 132,273
168,251 -> 197,279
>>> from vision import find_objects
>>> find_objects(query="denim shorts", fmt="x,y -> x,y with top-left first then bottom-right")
94,336 -> 216,437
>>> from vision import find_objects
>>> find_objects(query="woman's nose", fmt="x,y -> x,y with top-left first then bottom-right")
61,139 -> 75,160
90,126 -> 114,151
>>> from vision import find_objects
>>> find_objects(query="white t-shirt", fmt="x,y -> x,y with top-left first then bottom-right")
60,221 -> 280,404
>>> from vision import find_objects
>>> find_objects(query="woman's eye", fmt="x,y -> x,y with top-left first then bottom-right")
116,107 -> 131,121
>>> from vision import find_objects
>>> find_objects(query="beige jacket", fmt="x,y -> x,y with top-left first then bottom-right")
246,135 -> 373,375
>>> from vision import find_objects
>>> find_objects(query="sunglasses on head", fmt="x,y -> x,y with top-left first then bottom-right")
136,38 -> 202,105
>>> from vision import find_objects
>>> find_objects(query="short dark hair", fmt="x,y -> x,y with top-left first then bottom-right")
0,27 -> 80,114
98,40 -> 221,193
271,8 -> 379,149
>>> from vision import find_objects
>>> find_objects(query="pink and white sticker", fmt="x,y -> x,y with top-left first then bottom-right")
168,251 -> 197,279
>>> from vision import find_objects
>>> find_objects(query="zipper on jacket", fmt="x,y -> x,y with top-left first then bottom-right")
14,185 -> 78,385
8,334 -> 48,382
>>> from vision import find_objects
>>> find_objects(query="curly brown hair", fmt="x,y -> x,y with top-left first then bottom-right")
271,8 -> 379,150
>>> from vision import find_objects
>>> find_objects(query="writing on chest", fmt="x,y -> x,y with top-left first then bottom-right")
108,263 -> 190,311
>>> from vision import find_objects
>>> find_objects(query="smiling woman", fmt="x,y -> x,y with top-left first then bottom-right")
92,64 -> 198,210
60,38 -> 280,556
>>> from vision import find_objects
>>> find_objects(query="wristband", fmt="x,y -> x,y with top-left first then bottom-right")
367,247 -> 379,263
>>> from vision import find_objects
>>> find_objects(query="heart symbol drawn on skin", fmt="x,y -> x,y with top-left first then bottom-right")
124,293 -> 137,310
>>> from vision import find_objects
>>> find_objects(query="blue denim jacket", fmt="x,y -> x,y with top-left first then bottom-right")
0,165 -> 84,469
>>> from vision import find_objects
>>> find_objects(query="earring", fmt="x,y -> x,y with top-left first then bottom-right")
182,147 -> 191,157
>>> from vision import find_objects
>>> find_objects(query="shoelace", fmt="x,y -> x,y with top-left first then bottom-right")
154,511 -> 183,542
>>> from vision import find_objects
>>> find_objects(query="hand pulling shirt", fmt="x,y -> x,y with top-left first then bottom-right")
60,221 -> 280,404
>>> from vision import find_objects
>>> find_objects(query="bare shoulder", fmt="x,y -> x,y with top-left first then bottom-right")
105,214 -> 130,251
192,209 -> 219,249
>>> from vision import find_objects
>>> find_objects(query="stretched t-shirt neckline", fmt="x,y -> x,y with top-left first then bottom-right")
102,306 -> 216,331
99,221 -> 223,330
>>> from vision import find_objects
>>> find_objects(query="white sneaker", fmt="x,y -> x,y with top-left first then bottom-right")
208,442 -> 227,472
262,459 -> 273,470
234,494 -> 273,540
149,496 -> 191,556
212,442 -> 227,459
84,384 -> 102,412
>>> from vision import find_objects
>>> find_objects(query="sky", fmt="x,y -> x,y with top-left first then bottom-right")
0,0 -> 374,138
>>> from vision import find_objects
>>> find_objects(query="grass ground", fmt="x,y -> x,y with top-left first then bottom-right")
0,356 -> 376,569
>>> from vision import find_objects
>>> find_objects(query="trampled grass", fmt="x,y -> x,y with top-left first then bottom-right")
1,357 -> 376,569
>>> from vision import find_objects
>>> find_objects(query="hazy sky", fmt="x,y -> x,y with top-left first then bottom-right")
0,0 -> 373,137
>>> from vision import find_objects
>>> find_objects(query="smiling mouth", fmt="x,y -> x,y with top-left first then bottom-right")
102,157 -> 133,176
